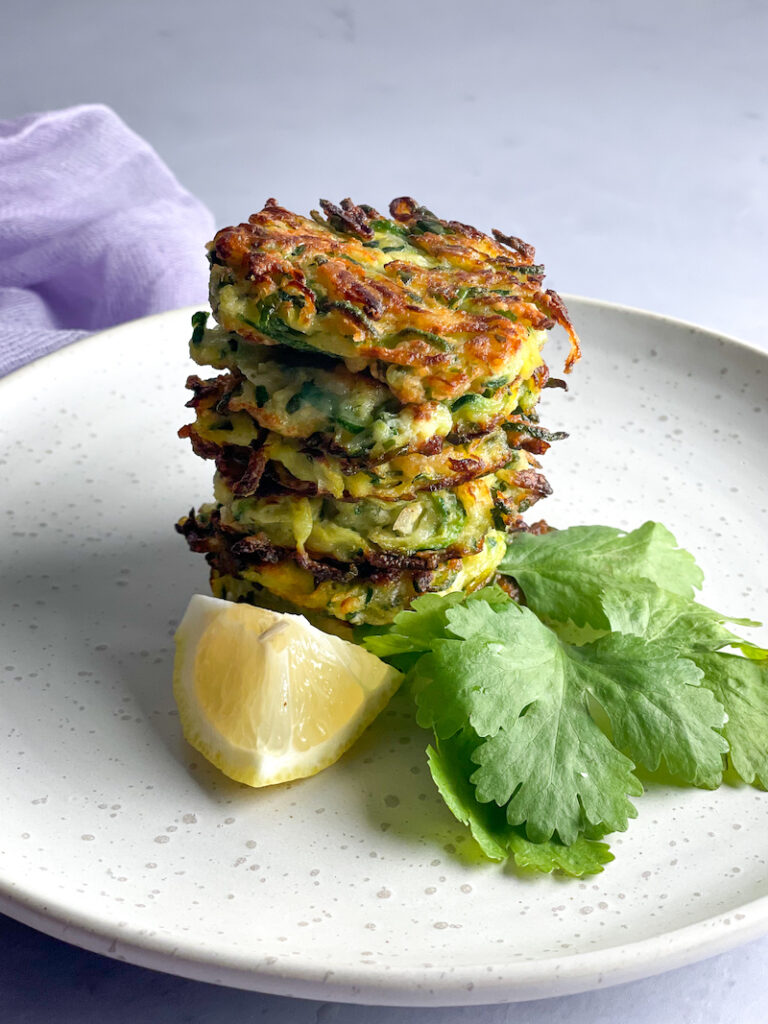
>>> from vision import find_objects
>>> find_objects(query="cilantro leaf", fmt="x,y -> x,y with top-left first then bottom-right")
362,592 -> 466,658
567,634 -> 728,788
740,643 -> 768,661
410,606 -> 641,844
692,653 -> 768,788
362,585 -> 510,659
447,603 -> 727,788
468,673 -> 642,845
499,522 -> 704,629
362,521 -> 765,875
427,733 -> 504,861
594,580 -> 767,787
427,728 -> 613,876
412,599 -> 728,844
600,579 -> 760,653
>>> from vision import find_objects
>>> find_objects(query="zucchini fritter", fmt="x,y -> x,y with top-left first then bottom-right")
187,322 -> 549,460
181,403 -> 554,503
180,459 -> 546,567
177,198 -> 579,627
209,530 -> 507,627
208,198 -> 579,405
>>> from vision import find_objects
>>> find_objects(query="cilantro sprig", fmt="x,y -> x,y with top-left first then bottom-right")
362,522 -> 768,877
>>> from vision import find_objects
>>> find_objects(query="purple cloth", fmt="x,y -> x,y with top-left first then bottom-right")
0,104 -> 215,377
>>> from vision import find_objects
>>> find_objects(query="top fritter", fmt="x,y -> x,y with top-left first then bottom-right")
208,197 -> 581,406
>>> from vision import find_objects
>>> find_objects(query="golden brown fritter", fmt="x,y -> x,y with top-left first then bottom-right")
184,332 -> 550,461
207,197 -> 580,405
178,198 -> 579,627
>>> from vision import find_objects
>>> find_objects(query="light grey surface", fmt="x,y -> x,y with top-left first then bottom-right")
2,915 -> 768,1023
4,0 -> 767,343
1,0 -> 767,1020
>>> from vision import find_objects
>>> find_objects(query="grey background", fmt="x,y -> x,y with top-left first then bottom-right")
1,0 -> 767,1020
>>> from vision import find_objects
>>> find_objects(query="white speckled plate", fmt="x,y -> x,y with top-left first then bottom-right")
1,300 -> 767,1006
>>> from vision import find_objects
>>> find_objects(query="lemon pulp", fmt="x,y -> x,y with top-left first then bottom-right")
173,595 -> 401,786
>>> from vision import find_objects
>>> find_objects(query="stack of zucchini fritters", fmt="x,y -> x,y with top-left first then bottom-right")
177,197 -> 580,635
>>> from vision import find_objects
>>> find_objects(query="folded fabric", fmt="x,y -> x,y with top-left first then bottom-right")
0,104 -> 215,377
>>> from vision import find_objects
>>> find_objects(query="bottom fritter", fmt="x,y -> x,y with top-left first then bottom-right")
207,530 -> 506,628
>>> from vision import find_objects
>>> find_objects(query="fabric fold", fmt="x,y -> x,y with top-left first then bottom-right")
0,104 -> 215,377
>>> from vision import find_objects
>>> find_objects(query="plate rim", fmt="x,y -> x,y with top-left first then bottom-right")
1,298 -> 767,1005
1,872 -> 768,1006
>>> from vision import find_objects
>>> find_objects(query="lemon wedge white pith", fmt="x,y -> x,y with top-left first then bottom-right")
173,595 -> 402,787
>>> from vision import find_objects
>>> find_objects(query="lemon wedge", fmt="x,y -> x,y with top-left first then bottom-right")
173,595 -> 402,787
